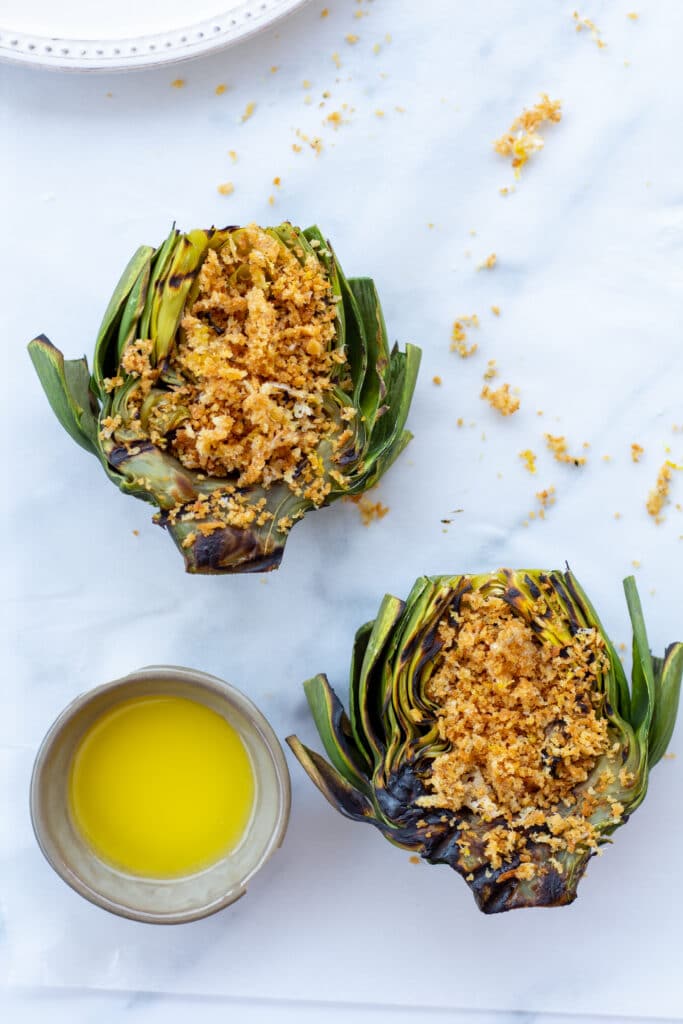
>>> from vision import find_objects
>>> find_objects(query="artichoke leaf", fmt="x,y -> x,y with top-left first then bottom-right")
27,337 -> 99,455
649,642 -> 683,767
92,245 -> 156,396
302,674 -> 374,794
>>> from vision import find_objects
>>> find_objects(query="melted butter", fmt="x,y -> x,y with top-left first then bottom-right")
69,694 -> 254,877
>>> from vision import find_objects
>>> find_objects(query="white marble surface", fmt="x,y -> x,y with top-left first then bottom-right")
2,1 -> 683,1021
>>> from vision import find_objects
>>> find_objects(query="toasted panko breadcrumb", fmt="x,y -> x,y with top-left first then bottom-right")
631,443 -> 644,463
536,487 -> 556,519
573,11 -> 607,48
545,434 -> 587,467
481,382 -> 519,416
451,315 -> 479,357
348,493 -> 389,526
478,253 -> 497,271
418,589 -> 613,875
647,461 -> 680,523
519,449 -> 537,474
494,94 -> 562,178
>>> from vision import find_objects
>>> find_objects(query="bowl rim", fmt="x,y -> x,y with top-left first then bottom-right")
29,664 -> 291,924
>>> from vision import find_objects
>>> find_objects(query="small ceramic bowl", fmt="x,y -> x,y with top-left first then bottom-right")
30,665 -> 291,924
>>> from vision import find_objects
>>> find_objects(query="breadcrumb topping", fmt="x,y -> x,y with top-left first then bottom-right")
114,226 -> 344,527
419,589 -> 613,874
481,382 -> 520,416
494,94 -> 562,178
631,443 -> 644,463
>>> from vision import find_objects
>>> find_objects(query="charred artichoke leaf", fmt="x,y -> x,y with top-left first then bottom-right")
287,571 -> 683,913
29,223 -> 420,574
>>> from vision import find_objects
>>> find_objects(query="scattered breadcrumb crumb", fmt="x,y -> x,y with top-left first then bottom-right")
663,752 -> 676,760
132,529 -> 139,537
602,454 -> 612,463
494,94 -> 562,178
217,182 -> 234,196
171,79 -> 185,89
536,486 -> 556,517
409,855 -> 421,865
433,375 -> 442,386
268,195 -> 275,206
632,560 -> 641,568
646,461 -> 681,523
491,305 -> 501,316
478,253 -> 497,271
348,494 -> 390,525
326,110 -> 344,127
573,11 -> 607,48
332,51 -> 341,68
499,186 -> 514,196
270,65 -> 278,73
614,512 -> 622,520
373,42 -> 381,55
385,33 -> 392,43
302,79 -> 312,89
215,84 -> 228,96
483,360 -> 497,381
321,6 -> 329,16
545,435 -> 587,467
228,150 -> 238,162
627,12 -> 639,20
241,101 -> 256,123
451,315 -> 479,357
345,33 -> 359,44
375,109 -> 385,118
631,443 -> 644,463
481,382 -> 520,417
520,450 -> 537,474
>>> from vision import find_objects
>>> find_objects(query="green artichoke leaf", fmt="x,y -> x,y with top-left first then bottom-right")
27,336 -> 100,455
624,575 -> 656,738
139,226 -> 179,345
302,674 -> 374,794
347,277 -> 389,430
351,594 -> 406,767
649,643 -> 683,766
116,256 -> 153,361
290,571 -> 683,913
153,228 -> 233,364
92,245 -> 156,397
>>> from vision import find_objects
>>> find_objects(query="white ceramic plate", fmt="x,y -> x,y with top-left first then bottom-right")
0,0 -> 311,71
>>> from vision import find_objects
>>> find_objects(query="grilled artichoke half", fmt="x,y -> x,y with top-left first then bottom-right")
287,570 -> 683,913
28,224 -> 420,573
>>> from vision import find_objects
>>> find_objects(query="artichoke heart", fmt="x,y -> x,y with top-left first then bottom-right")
287,570 -> 683,913
28,223 -> 420,573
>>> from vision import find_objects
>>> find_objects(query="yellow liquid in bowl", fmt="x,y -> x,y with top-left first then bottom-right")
69,694 -> 255,878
